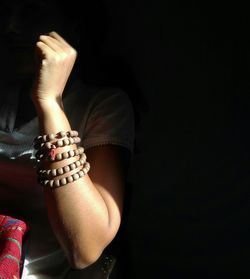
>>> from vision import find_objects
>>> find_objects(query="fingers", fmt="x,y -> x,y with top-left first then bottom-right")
38,31 -> 73,53
49,31 -> 70,45
35,31 -> 77,65
36,41 -> 55,60
39,35 -> 63,53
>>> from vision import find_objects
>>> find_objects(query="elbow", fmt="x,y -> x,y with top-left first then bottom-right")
67,236 -> 114,270
69,250 -> 104,270
68,220 -> 121,269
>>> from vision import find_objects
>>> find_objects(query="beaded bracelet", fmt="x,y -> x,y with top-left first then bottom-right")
35,146 -> 84,162
34,136 -> 81,150
37,153 -> 87,178
34,130 -> 91,188
34,130 -> 79,145
38,161 -> 91,188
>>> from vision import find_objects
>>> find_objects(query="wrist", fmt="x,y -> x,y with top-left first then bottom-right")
32,97 -> 63,112
33,99 -> 70,134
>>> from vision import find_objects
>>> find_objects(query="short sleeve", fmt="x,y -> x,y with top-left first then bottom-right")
81,87 -> 135,159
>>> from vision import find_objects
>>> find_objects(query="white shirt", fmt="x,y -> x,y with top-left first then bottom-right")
0,79 -> 135,278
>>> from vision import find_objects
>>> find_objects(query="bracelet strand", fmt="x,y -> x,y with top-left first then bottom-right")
34,130 -> 91,188
38,162 -> 91,188
37,153 -> 87,178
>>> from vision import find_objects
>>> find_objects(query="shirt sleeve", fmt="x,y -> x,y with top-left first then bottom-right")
81,87 -> 135,159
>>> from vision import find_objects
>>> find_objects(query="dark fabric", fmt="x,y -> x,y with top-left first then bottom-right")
66,253 -> 116,279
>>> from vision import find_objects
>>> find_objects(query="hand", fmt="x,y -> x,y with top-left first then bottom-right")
31,31 -> 77,104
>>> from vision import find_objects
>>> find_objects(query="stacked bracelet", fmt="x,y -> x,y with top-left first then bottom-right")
34,136 -> 81,150
34,130 -> 79,145
39,162 -> 91,188
35,146 -> 84,162
37,153 -> 87,177
34,130 -> 90,188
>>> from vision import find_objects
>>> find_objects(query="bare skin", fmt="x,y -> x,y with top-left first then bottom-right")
31,32 -> 130,269
32,32 -> 77,102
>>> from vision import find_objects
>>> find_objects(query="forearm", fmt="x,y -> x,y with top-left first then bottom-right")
34,99 -> 113,268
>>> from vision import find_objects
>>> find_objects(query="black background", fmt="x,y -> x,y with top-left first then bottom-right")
84,1 -> 250,278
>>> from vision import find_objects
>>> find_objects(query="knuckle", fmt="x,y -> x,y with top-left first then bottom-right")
51,54 -> 61,63
70,48 -> 77,59
61,52 -> 69,60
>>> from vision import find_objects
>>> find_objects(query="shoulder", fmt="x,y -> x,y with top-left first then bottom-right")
65,79 -> 135,131
89,86 -> 134,116
64,79 -> 135,159
65,79 -> 133,111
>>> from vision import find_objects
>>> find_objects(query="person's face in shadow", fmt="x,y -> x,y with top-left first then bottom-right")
0,0 -> 67,81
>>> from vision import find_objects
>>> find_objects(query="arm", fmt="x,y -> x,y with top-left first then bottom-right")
32,32 -> 130,269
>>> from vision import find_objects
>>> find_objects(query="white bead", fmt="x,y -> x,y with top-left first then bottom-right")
57,168 -> 64,175
73,173 -> 79,180
59,131 -> 66,137
69,150 -> 75,157
60,178 -> 67,185
56,153 -> 62,160
64,165 -> 70,173
67,176 -> 73,183
57,140 -> 63,147
70,163 -> 76,170
49,134 -> 55,140
62,152 -> 69,159
55,180 -> 60,187
63,138 -> 70,145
